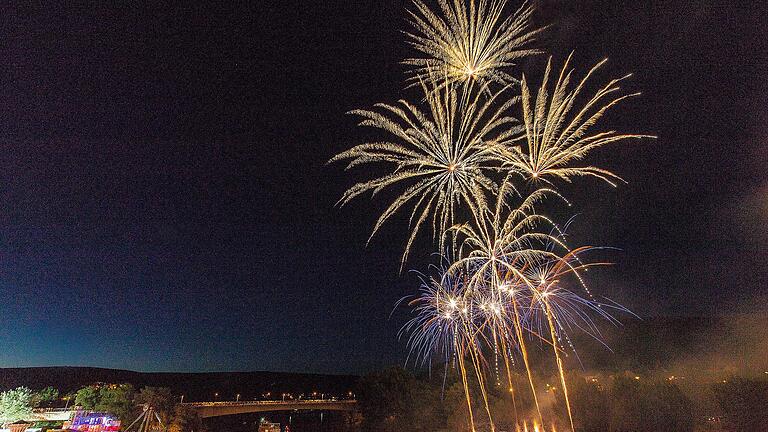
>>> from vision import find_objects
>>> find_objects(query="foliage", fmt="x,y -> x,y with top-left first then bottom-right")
135,387 -> 175,425
356,368 -> 701,432
357,367 -> 444,432
62,391 -> 77,406
568,377 -> 609,432
358,365 -> 525,432
75,384 -> 136,422
553,375 -> 693,432
712,377 -> 768,432
33,387 -> 59,407
0,387 -> 34,425
74,386 -> 100,409
168,405 -> 205,432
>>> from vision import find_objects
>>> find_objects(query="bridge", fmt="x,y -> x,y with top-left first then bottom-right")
182,400 -> 357,418
31,408 -> 74,421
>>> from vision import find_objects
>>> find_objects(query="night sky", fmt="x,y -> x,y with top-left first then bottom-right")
0,1 -> 765,374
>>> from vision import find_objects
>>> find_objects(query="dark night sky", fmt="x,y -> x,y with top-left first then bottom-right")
0,1 -> 765,374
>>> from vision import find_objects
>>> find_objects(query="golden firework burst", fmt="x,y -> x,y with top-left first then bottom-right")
503,53 -> 655,186
330,82 -> 520,265
404,0 -> 544,89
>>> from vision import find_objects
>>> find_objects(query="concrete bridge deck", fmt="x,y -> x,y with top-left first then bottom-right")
31,408 -> 74,421
182,400 -> 357,418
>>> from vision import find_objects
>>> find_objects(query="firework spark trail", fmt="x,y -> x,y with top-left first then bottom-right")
465,319 -> 497,432
406,205 -> 633,430
493,259 -> 537,428
457,343 -> 477,432
521,246 -> 631,431
400,267 -> 480,431
400,265 -> 466,368
402,224 -> 632,432
509,286 -> 544,426
542,294 -> 574,432
499,330 -> 520,428
524,248 -> 631,352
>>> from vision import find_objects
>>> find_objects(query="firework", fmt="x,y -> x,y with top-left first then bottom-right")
445,178 -> 570,285
406,241 -> 629,431
332,1 -> 650,430
444,183 -> 571,426
401,263 -> 469,368
401,263 -> 483,430
330,81 -> 520,265
521,247 -> 629,432
404,0 -> 544,89
523,248 -> 630,347
503,54 -> 655,186
407,183 -> 633,430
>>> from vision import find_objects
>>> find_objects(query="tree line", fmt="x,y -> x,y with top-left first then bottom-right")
354,367 -> 768,432
0,384 -> 203,432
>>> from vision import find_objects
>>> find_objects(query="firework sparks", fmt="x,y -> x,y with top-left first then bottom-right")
401,263 -> 484,431
331,81 -> 520,265
404,186 -> 634,431
503,54 -> 655,186
405,0 -> 545,89
401,264 -> 468,368
333,1 -> 651,430
445,178 -> 570,285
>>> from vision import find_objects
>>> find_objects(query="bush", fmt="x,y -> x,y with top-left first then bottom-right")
712,377 -> 768,432
0,387 -> 35,425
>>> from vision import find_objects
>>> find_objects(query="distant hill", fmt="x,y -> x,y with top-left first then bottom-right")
521,314 -> 766,376
0,367 -> 358,402
2,316 -> 764,401
564,316 -> 718,371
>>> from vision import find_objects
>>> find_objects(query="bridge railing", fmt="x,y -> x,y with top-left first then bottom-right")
182,399 -> 356,407
33,408 -> 77,412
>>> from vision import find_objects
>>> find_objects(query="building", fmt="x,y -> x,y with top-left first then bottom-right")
63,412 -> 120,432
